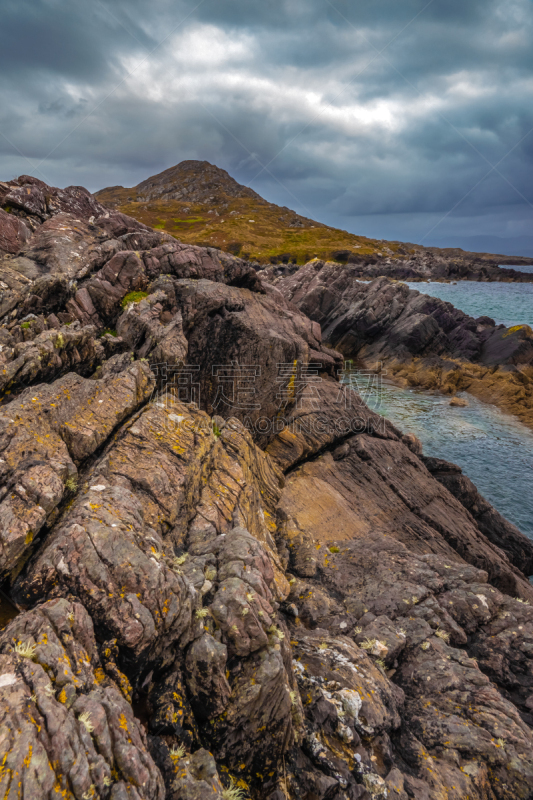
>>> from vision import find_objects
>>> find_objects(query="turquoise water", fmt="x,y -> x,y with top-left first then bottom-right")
357,376 -> 533,546
406,279 -> 533,328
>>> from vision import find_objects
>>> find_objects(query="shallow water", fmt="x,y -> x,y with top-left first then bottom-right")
356,375 -> 533,543
405,278 -> 533,328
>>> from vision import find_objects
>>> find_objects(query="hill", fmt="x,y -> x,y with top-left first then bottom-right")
96,160 -> 533,268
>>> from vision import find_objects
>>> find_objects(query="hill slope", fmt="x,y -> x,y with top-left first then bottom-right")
96,160 -> 533,268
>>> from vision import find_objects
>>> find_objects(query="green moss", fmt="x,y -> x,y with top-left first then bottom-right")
121,292 -> 148,309
213,421 -> 221,438
20,321 -> 31,329
101,328 -> 118,337
329,546 -> 340,553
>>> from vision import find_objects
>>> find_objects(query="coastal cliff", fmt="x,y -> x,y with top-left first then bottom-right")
1,175 -> 533,800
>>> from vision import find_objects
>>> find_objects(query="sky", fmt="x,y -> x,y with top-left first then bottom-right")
1,0 -> 532,254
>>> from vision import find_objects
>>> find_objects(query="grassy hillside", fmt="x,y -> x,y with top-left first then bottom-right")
95,164 -> 403,264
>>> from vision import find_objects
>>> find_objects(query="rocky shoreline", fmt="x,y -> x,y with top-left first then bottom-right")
1,175 -> 533,799
266,260 -> 533,431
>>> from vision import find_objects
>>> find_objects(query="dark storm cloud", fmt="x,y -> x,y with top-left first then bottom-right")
0,0 -> 532,247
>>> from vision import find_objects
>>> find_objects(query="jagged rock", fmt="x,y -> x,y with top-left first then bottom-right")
169,749 -> 225,799
0,322 -> 106,399
0,208 -> 32,255
171,277 -> 341,435
423,455 -> 533,576
116,291 -> 188,366
0,597 -> 164,799
1,172 -> 533,800
275,429 -> 533,602
267,263 -> 533,428
0,361 -> 153,577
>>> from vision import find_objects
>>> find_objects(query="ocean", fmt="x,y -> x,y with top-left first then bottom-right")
405,272 -> 533,328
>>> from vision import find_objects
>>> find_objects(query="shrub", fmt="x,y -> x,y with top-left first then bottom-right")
227,241 -> 243,255
331,250 -> 351,263
64,476 -> 78,493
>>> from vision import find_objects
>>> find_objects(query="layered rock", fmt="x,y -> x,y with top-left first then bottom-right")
267,261 -> 533,428
0,175 -> 533,800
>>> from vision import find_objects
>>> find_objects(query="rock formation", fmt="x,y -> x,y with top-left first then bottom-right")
1,175 -> 533,799
267,260 -> 533,429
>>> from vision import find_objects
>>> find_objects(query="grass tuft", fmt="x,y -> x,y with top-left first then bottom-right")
222,780 -> 246,800
78,711 -> 94,733
169,744 -> 187,760
14,641 -> 36,659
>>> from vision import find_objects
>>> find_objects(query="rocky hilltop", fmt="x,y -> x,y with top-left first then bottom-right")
1,174 -> 533,799
95,161 -> 533,275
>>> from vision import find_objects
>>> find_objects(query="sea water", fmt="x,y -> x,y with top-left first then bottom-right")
405,274 -> 533,328
355,375 -> 533,544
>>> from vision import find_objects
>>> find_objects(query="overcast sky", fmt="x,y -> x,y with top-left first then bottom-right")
1,0 -> 532,251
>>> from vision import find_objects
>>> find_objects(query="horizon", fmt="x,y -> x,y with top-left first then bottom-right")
1,1 -> 532,255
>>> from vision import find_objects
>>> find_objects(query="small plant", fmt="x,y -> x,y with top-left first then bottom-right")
78,711 -> 94,733
289,690 -> 298,705
359,638 -> 376,651
121,291 -> 148,309
67,611 -> 75,623
246,592 -> 254,602
222,779 -> 245,800
268,625 -> 285,640
103,777 -> 113,787
195,608 -> 209,619
241,607 -> 249,616
421,641 -> 430,651
411,596 -> 419,605
82,788 -> 96,800
150,548 -> 164,562
169,744 -> 186,760
173,554 -> 188,568
65,476 -> 78,493
329,546 -> 340,553
14,641 -> 36,660
353,626 -> 362,635
435,629 -> 450,642
496,738 -> 505,748
21,321 -> 31,330
213,421 -> 221,438
318,642 -> 328,650
44,684 -> 55,697
101,328 -> 118,338
205,566 -> 217,581
375,659 -> 386,670
29,693 -> 37,703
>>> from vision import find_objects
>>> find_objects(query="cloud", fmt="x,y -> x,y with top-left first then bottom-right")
0,0 -> 531,246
